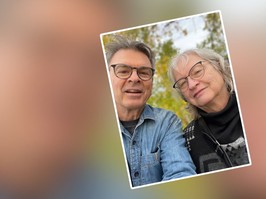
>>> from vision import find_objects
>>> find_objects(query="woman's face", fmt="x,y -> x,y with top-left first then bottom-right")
173,53 -> 229,112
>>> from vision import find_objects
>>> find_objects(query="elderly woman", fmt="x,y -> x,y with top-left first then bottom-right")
168,49 -> 249,173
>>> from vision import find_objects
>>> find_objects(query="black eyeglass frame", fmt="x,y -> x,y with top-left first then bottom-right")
110,64 -> 155,81
172,60 -> 207,90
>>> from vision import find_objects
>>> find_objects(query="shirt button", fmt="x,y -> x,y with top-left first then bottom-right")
132,140 -> 136,145
134,171 -> 139,177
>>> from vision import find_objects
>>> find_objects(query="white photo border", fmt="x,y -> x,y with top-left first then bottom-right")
100,10 -> 252,190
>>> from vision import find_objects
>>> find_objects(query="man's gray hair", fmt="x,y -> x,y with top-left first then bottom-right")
168,48 -> 234,119
105,35 -> 155,69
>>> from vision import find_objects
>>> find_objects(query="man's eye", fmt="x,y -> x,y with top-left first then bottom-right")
139,71 -> 149,76
118,70 -> 129,74
116,66 -> 130,74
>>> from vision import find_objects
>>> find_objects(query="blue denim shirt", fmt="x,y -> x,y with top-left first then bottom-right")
120,105 -> 196,187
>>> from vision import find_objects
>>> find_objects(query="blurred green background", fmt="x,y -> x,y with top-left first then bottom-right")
90,0 -> 266,198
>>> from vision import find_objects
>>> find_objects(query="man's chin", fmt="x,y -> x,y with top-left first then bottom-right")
123,102 -> 146,111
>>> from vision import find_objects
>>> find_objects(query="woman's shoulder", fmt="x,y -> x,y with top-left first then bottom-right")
183,117 -> 207,140
183,120 -> 198,151
183,120 -> 197,134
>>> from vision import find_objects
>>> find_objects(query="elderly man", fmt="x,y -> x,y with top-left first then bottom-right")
106,36 -> 196,187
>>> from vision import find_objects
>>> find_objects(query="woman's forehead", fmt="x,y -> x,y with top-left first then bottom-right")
174,53 -> 202,73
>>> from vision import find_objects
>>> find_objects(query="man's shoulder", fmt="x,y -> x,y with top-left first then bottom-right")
144,105 -> 181,127
143,105 -> 182,137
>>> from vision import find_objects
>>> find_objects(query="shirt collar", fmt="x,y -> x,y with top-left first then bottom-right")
139,104 -> 155,122
119,104 -> 155,137
119,104 -> 155,127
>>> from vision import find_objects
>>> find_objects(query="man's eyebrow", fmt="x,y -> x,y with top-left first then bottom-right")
111,63 -> 153,67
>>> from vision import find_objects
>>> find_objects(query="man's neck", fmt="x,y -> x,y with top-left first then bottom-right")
118,105 -> 145,121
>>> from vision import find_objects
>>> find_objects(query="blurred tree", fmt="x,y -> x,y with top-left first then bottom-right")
197,13 -> 228,60
147,39 -> 191,126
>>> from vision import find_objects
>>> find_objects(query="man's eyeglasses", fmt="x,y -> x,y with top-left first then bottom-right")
110,64 -> 155,81
173,61 -> 206,91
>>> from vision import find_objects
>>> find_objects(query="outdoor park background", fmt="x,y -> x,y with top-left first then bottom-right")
102,12 -> 229,127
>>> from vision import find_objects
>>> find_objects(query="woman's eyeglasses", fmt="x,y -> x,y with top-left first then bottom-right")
173,61 -> 206,91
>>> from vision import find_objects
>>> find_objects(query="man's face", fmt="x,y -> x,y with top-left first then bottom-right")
0,0 -> 103,185
109,49 -> 153,113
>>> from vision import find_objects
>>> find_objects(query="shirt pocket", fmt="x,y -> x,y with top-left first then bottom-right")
140,148 -> 162,184
141,150 -> 160,167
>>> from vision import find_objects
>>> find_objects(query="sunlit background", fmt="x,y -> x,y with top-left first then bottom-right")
90,0 -> 266,198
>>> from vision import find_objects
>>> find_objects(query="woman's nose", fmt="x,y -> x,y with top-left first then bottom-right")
187,77 -> 199,90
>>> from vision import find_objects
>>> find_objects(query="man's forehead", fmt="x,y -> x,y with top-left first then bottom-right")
110,49 -> 152,67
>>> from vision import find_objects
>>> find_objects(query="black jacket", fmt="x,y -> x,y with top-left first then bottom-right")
184,93 -> 249,173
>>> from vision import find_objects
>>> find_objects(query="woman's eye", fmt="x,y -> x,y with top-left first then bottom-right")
192,69 -> 203,76
195,70 -> 201,74
180,82 -> 186,86
178,80 -> 187,87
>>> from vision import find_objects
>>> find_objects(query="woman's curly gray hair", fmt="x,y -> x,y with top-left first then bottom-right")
168,48 -> 234,119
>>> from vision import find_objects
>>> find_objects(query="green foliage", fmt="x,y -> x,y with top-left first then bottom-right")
148,39 -> 192,126
197,13 -> 228,60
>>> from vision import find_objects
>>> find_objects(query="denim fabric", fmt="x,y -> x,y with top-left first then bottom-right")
120,105 -> 196,187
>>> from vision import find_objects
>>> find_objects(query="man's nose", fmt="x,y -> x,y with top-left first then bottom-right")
187,77 -> 199,90
128,69 -> 141,82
